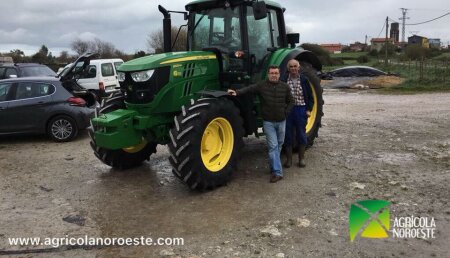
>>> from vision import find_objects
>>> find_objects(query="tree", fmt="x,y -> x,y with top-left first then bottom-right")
9,49 -> 25,62
70,38 -> 125,58
71,39 -> 90,55
57,51 -> 71,64
147,26 -> 187,53
31,45 -> 53,64
379,43 -> 397,57
300,43 -> 334,66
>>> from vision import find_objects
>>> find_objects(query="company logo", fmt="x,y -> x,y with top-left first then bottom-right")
349,200 -> 391,242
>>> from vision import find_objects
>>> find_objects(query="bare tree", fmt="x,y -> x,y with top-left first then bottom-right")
71,39 -> 89,55
70,38 -> 125,58
147,26 -> 187,53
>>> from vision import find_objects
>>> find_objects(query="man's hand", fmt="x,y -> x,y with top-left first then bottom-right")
227,89 -> 237,96
306,111 -> 311,117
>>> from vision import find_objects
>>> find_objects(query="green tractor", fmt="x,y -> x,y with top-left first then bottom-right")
90,0 -> 324,190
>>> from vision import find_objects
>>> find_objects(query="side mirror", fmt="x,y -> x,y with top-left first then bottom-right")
252,1 -> 268,20
287,33 -> 300,48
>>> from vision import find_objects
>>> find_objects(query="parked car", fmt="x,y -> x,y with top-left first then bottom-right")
0,63 -> 57,80
0,54 -> 98,142
59,58 -> 123,99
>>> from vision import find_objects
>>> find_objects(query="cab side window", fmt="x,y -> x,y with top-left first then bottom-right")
81,65 -> 97,79
15,82 -> 55,100
0,83 -> 13,102
101,63 -> 114,77
5,68 -> 18,78
114,62 -> 123,72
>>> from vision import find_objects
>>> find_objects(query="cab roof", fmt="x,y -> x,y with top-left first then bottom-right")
185,0 -> 282,11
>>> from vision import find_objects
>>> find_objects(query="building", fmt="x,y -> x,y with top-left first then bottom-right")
408,35 -> 429,48
370,38 -> 394,52
320,44 -> 343,54
428,38 -> 441,49
390,22 -> 400,43
0,56 -> 13,63
349,42 -> 367,52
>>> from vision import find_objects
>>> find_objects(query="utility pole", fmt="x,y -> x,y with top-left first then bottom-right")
365,35 -> 368,45
385,17 -> 389,66
399,8 -> 409,43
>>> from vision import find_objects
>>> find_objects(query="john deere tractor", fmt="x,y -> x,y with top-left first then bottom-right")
90,0 -> 324,190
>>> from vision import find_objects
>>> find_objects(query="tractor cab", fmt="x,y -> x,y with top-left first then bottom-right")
185,0 -> 294,87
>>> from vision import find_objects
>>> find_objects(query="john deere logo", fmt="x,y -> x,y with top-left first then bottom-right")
349,200 -> 391,242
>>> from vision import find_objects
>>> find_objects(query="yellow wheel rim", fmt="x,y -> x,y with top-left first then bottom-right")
306,82 -> 318,134
201,117 -> 234,172
122,139 -> 147,153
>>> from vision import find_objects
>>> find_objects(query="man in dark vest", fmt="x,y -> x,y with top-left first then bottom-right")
281,59 -> 314,168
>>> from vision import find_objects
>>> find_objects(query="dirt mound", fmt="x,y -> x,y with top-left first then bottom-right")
360,75 -> 404,89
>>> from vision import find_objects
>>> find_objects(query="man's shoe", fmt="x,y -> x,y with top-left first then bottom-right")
283,146 -> 292,168
270,175 -> 283,183
298,144 -> 306,168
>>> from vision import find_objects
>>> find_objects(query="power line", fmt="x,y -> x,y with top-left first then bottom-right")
376,20 -> 386,38
406,12 -> 450,25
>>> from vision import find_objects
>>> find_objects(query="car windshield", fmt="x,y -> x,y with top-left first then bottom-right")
21,66 -> 57,77
189,6 -> 242,52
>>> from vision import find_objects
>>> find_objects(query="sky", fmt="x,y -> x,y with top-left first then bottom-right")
1,0 -> 449,56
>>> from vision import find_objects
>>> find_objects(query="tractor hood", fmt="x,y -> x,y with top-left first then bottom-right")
118,51 -> 217,72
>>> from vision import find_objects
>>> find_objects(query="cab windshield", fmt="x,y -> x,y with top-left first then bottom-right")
189,6 -> 242,53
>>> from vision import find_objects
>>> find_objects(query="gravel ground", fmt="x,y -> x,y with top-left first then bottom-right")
0,89 -> 449,257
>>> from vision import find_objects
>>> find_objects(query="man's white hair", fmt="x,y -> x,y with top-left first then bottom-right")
287,59 -> 300,69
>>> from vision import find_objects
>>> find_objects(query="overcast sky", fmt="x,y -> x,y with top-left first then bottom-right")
1,0 -> 449,55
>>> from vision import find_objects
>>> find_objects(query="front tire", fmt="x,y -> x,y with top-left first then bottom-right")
89,92 -> 157,169
47,115 -> 78,142
168,98 -> 244,190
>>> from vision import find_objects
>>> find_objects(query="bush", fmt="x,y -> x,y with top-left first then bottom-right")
330,58 -> 344,66
356,55 -> 369,64
368,49 -> 378,57
405,45 -> 431,60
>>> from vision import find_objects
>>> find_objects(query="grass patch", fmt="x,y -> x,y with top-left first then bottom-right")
432,52 -> 450,61
380,79 -> 450,93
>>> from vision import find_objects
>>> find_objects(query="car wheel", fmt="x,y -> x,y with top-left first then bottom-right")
47,115 -> 78,142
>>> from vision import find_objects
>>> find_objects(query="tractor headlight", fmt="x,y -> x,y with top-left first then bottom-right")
131,69 -> 154,82
118,72 -> 126,82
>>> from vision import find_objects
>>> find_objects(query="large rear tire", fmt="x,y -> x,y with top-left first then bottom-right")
299,61 -> 324,148
168,98 -> 244,190
89,92 -> 157,169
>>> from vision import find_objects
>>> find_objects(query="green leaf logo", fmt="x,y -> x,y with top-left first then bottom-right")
349,200 -> 391,242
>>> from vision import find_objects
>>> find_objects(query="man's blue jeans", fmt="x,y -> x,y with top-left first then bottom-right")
263,120 -> 286,177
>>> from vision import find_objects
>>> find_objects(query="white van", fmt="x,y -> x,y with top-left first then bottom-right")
61,58 -> 124,97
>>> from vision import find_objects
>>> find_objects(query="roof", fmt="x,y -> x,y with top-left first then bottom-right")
0,76 -> 60,83
186,0 -> 282,10
0,63 -> 47,67
371,38 -> 394,43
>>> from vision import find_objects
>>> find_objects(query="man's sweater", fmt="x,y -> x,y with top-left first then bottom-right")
237,80 -> 294,122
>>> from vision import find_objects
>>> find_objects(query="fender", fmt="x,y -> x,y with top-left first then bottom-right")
269,48 -> 322,75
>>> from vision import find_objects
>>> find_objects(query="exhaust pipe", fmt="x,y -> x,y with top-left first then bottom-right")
158,5 -> 172,53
